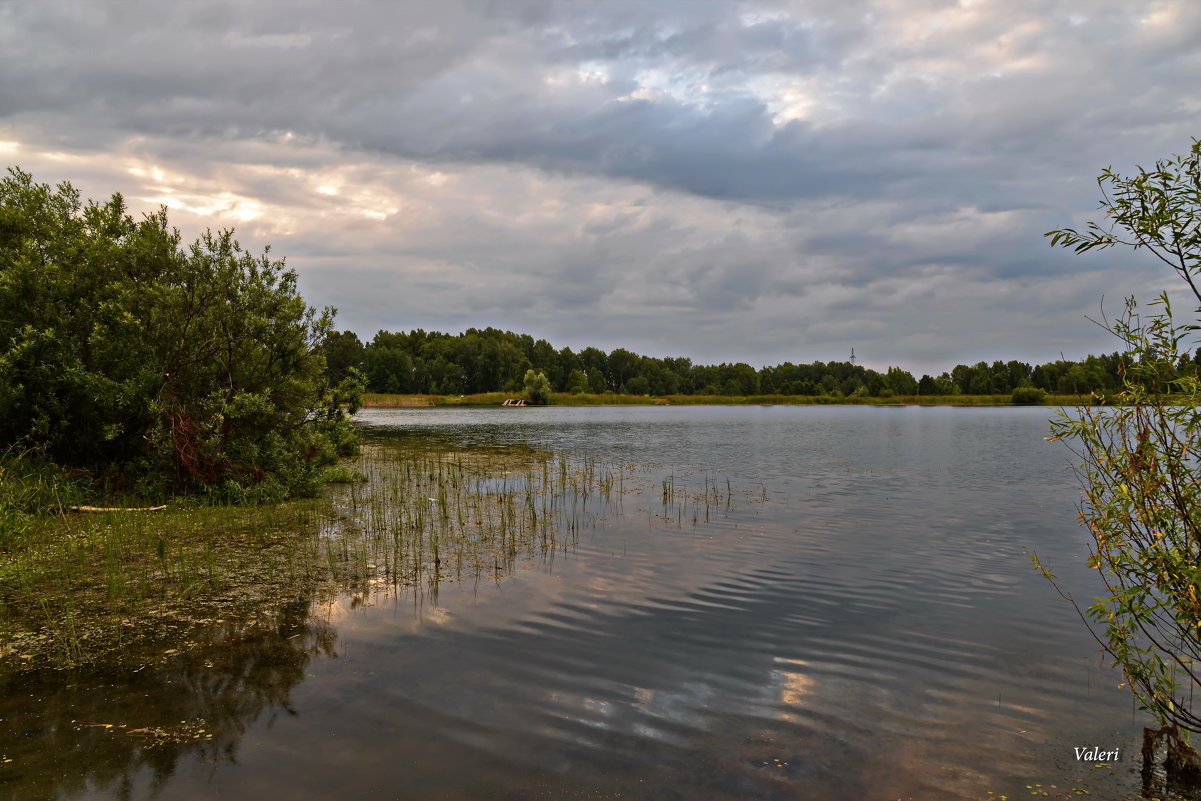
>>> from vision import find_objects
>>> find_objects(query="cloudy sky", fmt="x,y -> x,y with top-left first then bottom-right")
2,0 -> 1198,375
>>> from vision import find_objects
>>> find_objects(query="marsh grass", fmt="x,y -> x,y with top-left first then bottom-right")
657,471 -> 768,529
325,440 -> 627,593
0,437 -> 627,670
0,498 -> 333,668
0,446 -> 90,542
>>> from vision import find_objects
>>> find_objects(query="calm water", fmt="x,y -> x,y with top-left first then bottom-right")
2,406 -> 1153,800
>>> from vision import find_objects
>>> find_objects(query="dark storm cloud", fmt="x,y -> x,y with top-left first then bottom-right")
6,0 -> 1192,206
2,0 -> 1199,371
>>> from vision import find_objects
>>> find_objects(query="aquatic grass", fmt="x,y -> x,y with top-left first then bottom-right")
0,498 -> 338,668
319,465 -> 368,484
649,469 -> 771,531
2,431 -> 767,672
0,438 -> 635,669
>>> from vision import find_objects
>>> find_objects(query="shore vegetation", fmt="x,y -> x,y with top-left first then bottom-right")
1041,139 -> 1201,794
360,390 -> 1112,408
0,167 -> 361,505
329,326 -> 1171,402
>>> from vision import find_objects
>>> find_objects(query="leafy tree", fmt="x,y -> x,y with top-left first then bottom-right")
950,364 -> 974,394
557,347 -> 581,391
662,357 -> 694,393
608,348 -> 640,391
522,369 -> 552,405
363,346 -> 412,394
578,347 -> 609,392
626,376 -> 651,395
428,354 -> 465,395
883,366 -> 918,396
727,363 -> 761,395
966,363 -> 996,395
566,369 -> 589,394
0,168 -> 358,500
933,373 -> 958,394
1005,359 -> 1034,391
1032,360 -> 1071,393
1043,141 -> 1201,787
322,330 -> 364,384
530,338 -> 561,387
350,322 -> 1160,401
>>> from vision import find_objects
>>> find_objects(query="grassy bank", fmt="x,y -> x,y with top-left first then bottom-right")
362,391 -> 1097,408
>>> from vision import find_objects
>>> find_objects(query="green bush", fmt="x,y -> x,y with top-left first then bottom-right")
1011,386 -> 1046,405
1044,141 -> 1201,761
0,168 -> 360,500
523,369 -> 552,405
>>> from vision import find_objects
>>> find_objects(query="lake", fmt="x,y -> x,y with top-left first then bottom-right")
1,406 -> 1150,800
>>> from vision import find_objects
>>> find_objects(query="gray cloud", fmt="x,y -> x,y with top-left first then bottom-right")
2,0 -> 1199,374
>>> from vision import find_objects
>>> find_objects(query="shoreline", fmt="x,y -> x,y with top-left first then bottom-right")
361,391 -> 1095,408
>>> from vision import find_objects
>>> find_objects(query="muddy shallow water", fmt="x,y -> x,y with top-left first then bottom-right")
1,406 -> 1153,800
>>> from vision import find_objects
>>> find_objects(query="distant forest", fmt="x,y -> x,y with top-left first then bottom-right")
322,327 -> 1200,398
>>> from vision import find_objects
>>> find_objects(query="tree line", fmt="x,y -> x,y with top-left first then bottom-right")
323,327 -> 1198,398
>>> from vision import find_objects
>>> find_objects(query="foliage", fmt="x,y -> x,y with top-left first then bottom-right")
334,322 -> 1142,400
321,330 -> 365,384
523,369 -> 552,405
363,344 -> 413,394
566,368 -> 589,394
883,366 -> 918,396
0,446 -> 90,543
318,464 -> 368,484
1044,141 -> 1201,752
414,390 -> 1089,408
1011,386 -> 1046,405
0,167 -> 360,501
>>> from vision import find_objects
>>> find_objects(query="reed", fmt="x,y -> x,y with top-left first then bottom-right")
0,437 -> 629,669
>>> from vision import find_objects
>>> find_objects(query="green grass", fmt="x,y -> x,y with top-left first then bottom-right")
360,393 -> 437,407
0,448 -> 91,543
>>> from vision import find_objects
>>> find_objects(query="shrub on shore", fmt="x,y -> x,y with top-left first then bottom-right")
1011,386 -> 1047,405
0,168 -> 361,501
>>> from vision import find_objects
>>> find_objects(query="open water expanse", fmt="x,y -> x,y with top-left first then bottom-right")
3,406 -> 1155,799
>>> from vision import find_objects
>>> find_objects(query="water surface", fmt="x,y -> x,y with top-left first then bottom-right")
2,406 -> 1149,800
